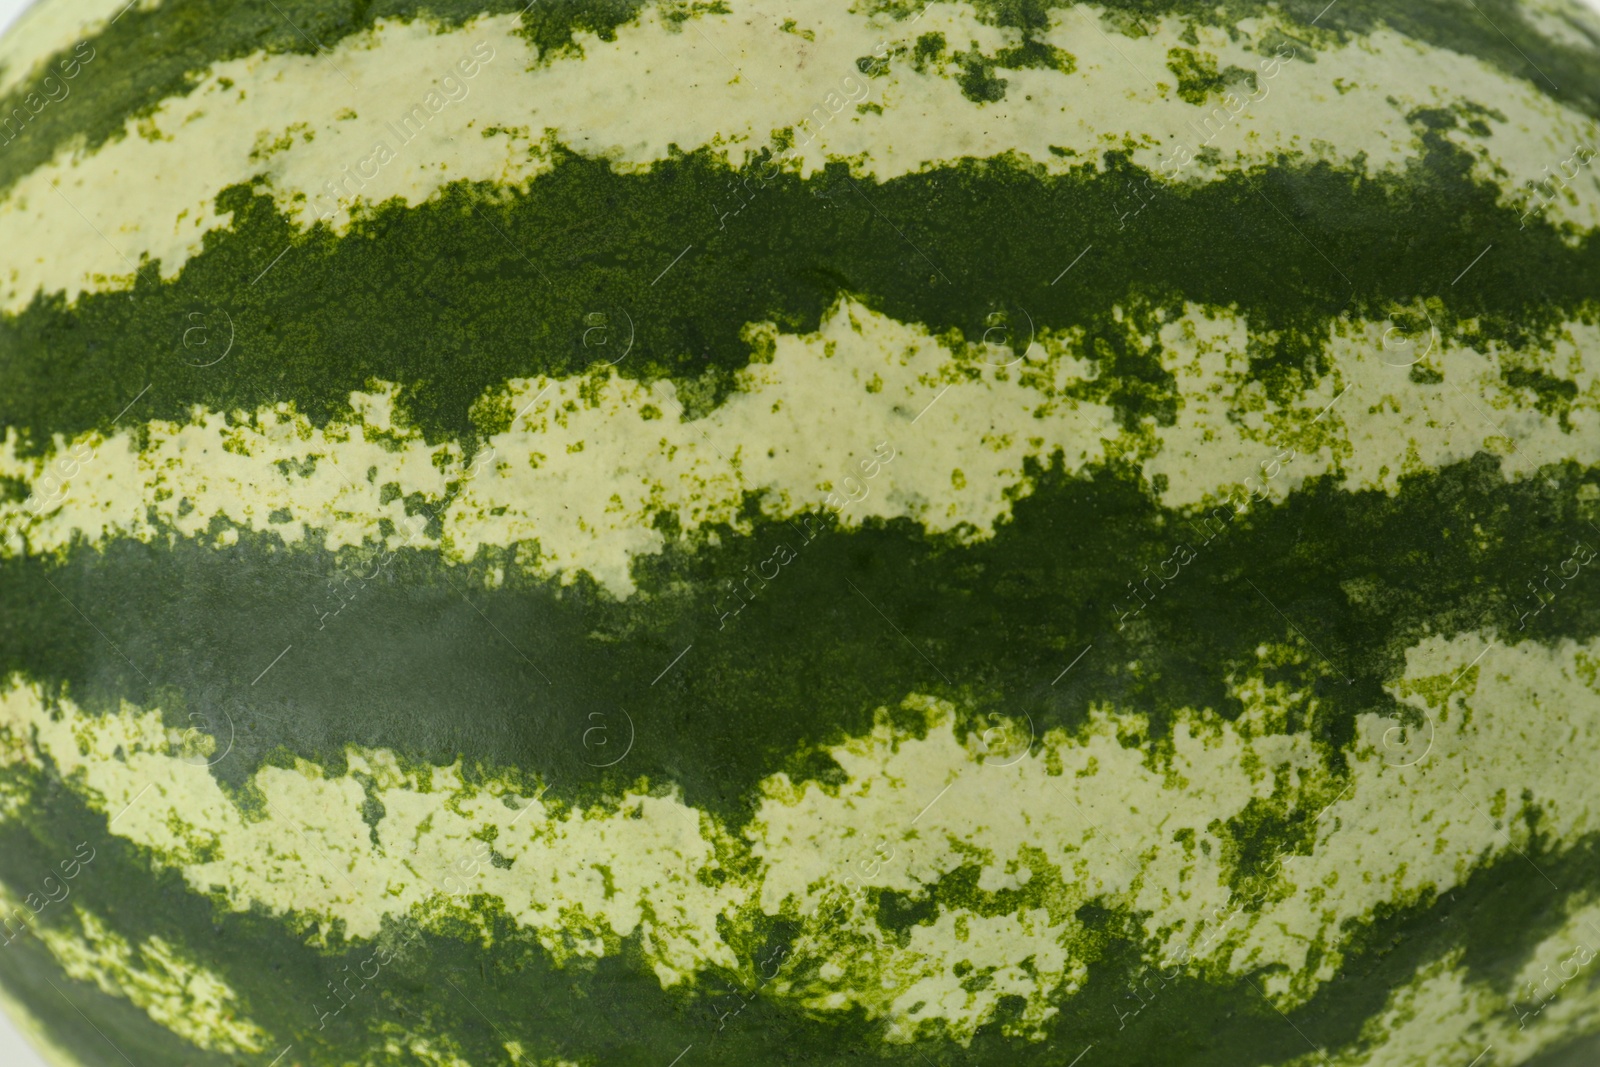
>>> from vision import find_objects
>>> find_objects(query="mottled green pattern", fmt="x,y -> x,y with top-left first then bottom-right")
0,454 -> 1596,818
4,1 -> 1600,1066
1,738 -> 1598,1067
0,0 -> 664,196
2,0 -> 1597,205
3,132 -> 1596,455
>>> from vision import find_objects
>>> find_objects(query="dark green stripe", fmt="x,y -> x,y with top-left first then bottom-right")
3,452 -> 1598,822
3,136 -> 1597,453
1,745 -> 1596,1066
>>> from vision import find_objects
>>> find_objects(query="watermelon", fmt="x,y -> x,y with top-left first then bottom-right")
3,0 -> 1600,1064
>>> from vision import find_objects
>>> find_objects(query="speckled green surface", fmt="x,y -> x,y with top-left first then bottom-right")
4,1 -> 1600,1065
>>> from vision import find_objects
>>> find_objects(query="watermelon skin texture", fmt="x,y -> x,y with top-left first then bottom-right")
5,0 -> 1600,1065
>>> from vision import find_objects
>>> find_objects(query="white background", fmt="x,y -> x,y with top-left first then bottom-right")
3,0 -> 1600,1064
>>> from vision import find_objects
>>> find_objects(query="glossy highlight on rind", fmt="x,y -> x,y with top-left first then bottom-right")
3,0 -> 1600,1066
